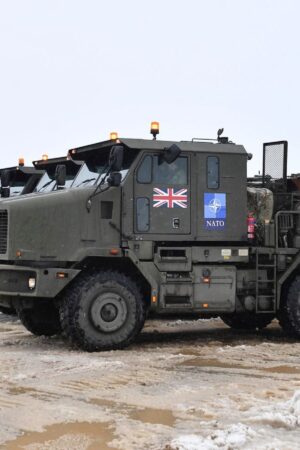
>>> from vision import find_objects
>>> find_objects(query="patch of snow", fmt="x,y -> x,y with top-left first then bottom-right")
170,423 -> 256,450
247,390 -> 300,430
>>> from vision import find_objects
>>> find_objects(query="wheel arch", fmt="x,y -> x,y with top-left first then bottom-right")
73,256 -> 152,307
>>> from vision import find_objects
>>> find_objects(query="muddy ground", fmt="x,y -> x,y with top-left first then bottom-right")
0,314 -> 300,450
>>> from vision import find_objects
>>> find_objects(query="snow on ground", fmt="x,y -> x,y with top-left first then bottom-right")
0,313 -> 300,449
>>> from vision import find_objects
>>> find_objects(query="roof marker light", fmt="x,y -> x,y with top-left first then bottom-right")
42,154 -> 48,161
18,157 -> 25,167
110,132 -> 118,140
150,121 -> 159,140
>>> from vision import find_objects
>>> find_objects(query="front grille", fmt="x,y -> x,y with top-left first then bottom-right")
0,210 -> 8,254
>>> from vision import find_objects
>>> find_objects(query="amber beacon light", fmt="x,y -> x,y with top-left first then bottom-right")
18,157 -> 25,167
42,154 -> 48,161
150,121 -> 159,140
110,132 -> 118,140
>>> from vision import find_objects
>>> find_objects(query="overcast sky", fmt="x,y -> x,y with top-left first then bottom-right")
0,0 -> 299,174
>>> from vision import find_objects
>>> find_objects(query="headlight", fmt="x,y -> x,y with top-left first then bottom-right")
28,277 -> 36,290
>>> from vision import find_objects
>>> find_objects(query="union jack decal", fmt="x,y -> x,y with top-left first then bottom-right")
153,188 -> 188,208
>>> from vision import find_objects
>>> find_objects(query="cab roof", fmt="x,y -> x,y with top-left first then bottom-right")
33,156 -> 83,171
69,137 -> 248,160
0,166 -> 44,176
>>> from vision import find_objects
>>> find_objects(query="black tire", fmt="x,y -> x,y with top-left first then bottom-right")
18,302 -> 62,336
278,276 -> 300,337
59,270 -> 146,352
221,313 -> 274,330
0,306 -> 16,315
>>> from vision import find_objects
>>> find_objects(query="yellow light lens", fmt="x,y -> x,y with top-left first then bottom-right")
18,157 -> 25,166
110,132 -> 118,140
151,121 -> 159,132
42,154 -> 48,161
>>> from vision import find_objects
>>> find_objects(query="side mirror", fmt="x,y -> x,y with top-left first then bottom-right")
109,146 -> 124,172
55,165 -> 66,189
1,170 -> 11,198
107,172 -> 122,187
162,144 -> 181,164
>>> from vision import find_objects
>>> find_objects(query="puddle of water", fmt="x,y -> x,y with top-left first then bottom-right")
181,357 -> 251,370
4,421 -> 116,450
129,407 -> 175,427
262,365 -> 300,374
89,398 -> 175,427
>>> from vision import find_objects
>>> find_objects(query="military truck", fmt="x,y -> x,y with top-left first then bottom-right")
0,127 -> 299,351
33,156 -> 83,192
0,162 -> 44,198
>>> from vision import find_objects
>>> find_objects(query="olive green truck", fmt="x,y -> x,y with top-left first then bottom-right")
0,129 -> 299,351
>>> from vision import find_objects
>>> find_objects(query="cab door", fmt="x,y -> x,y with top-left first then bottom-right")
134,154 -> 191,236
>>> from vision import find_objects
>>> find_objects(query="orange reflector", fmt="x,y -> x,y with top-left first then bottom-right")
110,132 -> 118,140
56,272 -> 68,279
110,248 -> 119,255
202,303 -> 209,308
16,250 -> 22,258
18,157 -> 25,167
152,295 -> 157,303
202,277 -> 210,283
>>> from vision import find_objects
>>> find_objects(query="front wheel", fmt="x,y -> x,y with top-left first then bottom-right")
59,270 -> 146,351
278,276 -> 300,337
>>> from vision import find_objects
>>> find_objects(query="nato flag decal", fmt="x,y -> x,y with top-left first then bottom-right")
204,193 -> 226,230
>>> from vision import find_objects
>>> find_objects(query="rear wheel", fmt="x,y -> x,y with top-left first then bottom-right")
18,301 -> 61,336
278,276 -> 300,337
221,313 -> 274,330
59,270 -> 146,351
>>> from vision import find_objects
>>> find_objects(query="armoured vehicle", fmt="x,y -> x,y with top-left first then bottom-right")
33,156 -> 83,192
0,162 -> 44,198
0,126 -> 299,351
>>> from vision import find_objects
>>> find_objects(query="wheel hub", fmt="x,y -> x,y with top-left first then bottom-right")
100,303 -> 118,322
90,292 -> 128,333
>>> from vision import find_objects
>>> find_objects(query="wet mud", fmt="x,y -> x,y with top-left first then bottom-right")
0,314 -> 300,449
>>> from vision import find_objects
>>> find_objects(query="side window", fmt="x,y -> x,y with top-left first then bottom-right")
207,156 -> 219,189
153,156 -> 188,185
136,197 -> 150,231
137,156 -> 152,183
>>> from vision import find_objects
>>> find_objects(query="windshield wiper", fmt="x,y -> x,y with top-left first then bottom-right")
76,177 -> 96,188
37,179 -> 55,192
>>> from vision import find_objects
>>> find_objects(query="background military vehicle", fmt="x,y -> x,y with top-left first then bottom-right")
0,125 -> 299,351
33,156 -> 83,192
0,160 -> 44,199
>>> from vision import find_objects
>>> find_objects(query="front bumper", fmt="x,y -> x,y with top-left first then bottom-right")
0,264 -> 80,300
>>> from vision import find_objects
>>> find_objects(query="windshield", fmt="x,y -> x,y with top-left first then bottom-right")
35,171 -> 77,193
71,164 -> 105,188
10,181 -> 26,196
0,180 -> 26,197
71,147 -> 137,189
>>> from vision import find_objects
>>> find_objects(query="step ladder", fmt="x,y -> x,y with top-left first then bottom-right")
255,249 -> 277,313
